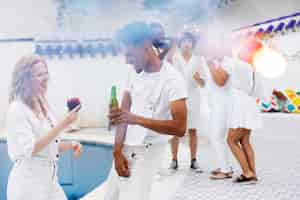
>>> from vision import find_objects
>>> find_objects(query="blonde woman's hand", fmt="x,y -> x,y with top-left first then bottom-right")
72,141 -> 82,159
61,105 -> 81,128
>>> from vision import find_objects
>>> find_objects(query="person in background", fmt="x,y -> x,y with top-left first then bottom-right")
167,32 -> 205,172
104,22 -> 187,200
227,38 -> 263,184
6,55 -> 82,200
200,37 -> 234,179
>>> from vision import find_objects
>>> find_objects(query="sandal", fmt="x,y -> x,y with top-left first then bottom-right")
211,168 -> 221,175
210,172 -> 232,180
211,167 -> 234,176
234,174 -> 258,184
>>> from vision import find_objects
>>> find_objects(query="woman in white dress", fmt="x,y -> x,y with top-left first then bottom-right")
226,48 -> 263,183
6,55 -> 83,200
168,32 -> 205,171
227,90 -> 262,183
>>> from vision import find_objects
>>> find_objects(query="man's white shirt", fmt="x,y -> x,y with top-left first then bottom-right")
124,62 -> 188,146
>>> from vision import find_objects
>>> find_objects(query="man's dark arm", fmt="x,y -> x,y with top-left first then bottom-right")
135,99 -> 187,137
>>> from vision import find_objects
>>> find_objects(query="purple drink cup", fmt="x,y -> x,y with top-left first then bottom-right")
67,97 -> 81,112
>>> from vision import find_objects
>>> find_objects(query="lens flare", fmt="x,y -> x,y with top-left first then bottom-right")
253,47 -> 287,79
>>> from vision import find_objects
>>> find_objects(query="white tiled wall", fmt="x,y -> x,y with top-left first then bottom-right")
46,56 -> 129,128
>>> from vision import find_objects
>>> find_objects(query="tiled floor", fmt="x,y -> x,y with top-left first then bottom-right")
82,134 -> 300,200
156,135 -> 300,200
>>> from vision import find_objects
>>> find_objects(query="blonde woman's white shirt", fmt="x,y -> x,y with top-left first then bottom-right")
5,100 -> 67,200
6,100 -> 60,162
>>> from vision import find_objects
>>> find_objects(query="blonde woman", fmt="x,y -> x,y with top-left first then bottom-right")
6,55 -> 82,200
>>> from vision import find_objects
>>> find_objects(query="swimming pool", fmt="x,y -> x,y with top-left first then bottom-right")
0,136 -> 113,200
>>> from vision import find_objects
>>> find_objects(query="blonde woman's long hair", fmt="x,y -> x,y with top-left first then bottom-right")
9,55 -> 49,115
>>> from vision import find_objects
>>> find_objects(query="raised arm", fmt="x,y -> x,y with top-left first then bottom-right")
32,106 -> 80,155
193,71 -> 205,87
208,60 -> 229,87
6,102 -> 80,158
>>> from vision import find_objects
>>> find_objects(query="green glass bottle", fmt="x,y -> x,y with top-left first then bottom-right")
108,86 -> 119,131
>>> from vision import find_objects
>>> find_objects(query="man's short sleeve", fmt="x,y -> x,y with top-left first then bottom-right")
165,75 -> 188,103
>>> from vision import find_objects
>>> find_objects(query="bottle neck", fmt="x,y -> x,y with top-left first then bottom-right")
110,87 -> 118,107
111,87 -> 117,100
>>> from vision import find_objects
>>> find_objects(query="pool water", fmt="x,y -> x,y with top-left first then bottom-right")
0,140 -> 113,200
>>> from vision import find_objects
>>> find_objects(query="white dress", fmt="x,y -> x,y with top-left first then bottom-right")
173,53 -> 203,130
227,89 -> 263,130
224,57 -> 263,130
5,100 -> 67,200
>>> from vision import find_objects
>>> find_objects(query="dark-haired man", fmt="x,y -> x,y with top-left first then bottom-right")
105,22 -> 188,200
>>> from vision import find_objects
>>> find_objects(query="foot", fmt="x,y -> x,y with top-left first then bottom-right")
169,159 -> 178,170
209,171 -> 232,180
233,174 -> 258,184
190,159 -> 203,173
211,167 -> 234,175
211,168 -> 221,175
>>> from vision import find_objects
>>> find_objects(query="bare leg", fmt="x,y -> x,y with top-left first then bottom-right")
227,128 -> 254,178
171,136 -> 180,161
240,129 -> 256,177
189,128 -> 198,160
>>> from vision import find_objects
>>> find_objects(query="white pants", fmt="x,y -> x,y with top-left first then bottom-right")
209,97 -> 231,173
104,143 -> 165,200
7,159 -> 67,200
